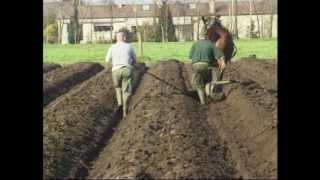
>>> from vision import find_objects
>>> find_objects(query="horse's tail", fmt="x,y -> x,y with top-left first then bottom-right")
231,42 -> 237,58
224,31 -> 237,63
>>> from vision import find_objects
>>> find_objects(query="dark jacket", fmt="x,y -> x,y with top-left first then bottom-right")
189,40 -> 224,65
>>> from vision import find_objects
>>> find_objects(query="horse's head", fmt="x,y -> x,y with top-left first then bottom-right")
201,16 -> 237,63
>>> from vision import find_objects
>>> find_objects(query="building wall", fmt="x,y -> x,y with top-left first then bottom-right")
60,14 -> 277,44
61,23 -> 69,44
221,14 -> 277,38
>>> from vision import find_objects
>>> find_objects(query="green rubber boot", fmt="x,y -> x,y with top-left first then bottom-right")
115,88 -> 123,107
196,88 -> 206,105
122,93 -> 129,117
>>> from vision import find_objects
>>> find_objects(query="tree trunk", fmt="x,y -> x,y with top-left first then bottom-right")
261,15 -> 264,38
253,0 -> 261,38
229,2 -> 232,31
269,0 -> 274,38
269,15 -> 273,38
138,32 -> 144,57
197,0 -> 200,40
90,6 -> 93,43
256,15 -> 261,38
110,4 -> 113,41
56,20 -> 61,44
165,4 -> 168,42
153,0 -> 158,42
161,24 -> 165,43
72,0 -> 80,44
233,0 -> 238,39
249,0 -> 253,39
183,0 -> 186,40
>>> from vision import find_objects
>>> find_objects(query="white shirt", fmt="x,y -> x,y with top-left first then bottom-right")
106,42 -> 136,71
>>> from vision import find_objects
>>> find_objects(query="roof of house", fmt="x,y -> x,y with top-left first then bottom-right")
44,0 -> 277,20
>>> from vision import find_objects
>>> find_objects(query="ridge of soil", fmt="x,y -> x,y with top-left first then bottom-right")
43,63 -> 61,73
206,59 -> 277,178
42,58 -> 277,179
230,59 -> 277,91
88,60 -> 238,179
43,62 -> 104,106
43,63 -> 146,179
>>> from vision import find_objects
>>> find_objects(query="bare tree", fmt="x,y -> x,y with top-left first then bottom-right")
228,1 -> 232,31
253,0 -> 261,38
261,14 -> 264,38
74,0 -> 80,43
175,1 -> 186,41
133,0 -> 139,37
165,1 -> 169,42
56,1 -> 73,43
232,0 -> 238,39
153,0 -> 158,41
249,0 -> 253,39
268,0 -> 275,38
196,0 -> 200,40
156,0 -> 165,42
110,0 -> 114,41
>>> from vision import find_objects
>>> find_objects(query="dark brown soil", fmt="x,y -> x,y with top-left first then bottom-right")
43,63 -> 146,179
43,59 -> 277,179
88,60 -> 238,179
229,59 -> 277,91
43,63 -> 61,73
43,62 -> 104,106
206,59 -> 277,178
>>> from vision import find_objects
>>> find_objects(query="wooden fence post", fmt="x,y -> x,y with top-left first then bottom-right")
138,32 -> 144,58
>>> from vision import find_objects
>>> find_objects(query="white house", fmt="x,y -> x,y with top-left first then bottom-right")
46,0 -> 277,44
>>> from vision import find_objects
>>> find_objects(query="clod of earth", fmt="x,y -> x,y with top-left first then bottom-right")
43,63 -> 62,73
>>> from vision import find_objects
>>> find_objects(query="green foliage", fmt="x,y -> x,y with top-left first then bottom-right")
44,23 -> 58,44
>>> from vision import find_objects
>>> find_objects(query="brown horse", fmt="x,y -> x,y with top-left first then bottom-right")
202,16 -> 237,63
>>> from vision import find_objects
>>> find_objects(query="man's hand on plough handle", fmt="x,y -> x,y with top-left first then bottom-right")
217,58 -> 226,73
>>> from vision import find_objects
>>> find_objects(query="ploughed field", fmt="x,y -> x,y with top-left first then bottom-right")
43,59 -> 277,179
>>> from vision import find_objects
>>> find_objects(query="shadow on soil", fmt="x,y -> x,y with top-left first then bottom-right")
146,71 -> 199,101
74,107 -> 123,178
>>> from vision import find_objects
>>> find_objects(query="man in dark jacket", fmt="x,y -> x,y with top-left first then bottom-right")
189,29 -> 226,104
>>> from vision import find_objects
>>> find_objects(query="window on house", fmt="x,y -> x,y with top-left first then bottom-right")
94,25 -> 113,32
131,26 -> 137,34
142,5 -> 150,11
189,3 -> 196,9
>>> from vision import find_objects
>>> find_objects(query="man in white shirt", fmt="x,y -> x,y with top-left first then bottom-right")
106,31 -> 137,117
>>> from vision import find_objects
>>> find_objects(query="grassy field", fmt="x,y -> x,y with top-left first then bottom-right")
43,38 -> 277,65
